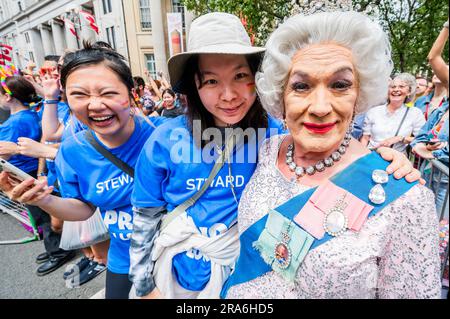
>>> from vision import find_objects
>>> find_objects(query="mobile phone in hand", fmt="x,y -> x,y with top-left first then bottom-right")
425,139 -> 441,145
0,159 -> 47,190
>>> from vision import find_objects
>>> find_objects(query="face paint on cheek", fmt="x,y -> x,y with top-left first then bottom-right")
120,99 -> 130,109
247,82 -> 257,96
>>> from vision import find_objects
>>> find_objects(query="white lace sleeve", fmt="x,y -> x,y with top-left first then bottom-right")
377,185 -> 442,299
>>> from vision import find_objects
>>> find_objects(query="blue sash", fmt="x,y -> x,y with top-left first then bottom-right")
221,152 -> 417,298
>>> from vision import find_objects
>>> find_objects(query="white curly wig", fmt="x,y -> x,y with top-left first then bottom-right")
256,11 -> 393,119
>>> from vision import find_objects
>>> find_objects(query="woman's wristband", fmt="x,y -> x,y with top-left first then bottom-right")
43,99 -> 59,105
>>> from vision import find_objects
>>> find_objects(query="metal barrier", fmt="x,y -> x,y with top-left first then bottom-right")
409,152 -> 449,286
0,191 -> 40,244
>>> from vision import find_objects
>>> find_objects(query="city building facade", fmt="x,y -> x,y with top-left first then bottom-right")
0,0 -> 128,69
123,0 -> 194,79
0,0 -> 195,81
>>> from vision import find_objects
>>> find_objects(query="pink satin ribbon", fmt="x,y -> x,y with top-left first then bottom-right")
293,181 -> 373,239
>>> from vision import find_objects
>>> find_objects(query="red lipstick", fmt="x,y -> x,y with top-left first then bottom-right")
303,122 -> 336,134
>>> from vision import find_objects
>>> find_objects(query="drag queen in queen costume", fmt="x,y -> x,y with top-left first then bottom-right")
223,11 -> 441,299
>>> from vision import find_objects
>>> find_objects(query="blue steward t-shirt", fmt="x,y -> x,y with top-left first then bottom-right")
30,102 -> 43,123
48,112 -> 89,189
131,115 -> 284,291
46,102 -> 75,188
0,109 -> 41,173
55,116 -> 160,274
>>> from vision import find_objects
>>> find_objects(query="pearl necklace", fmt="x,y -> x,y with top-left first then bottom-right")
286,132 -> 352,178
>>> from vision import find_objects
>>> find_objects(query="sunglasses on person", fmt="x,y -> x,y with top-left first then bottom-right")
39,67 -> 57,77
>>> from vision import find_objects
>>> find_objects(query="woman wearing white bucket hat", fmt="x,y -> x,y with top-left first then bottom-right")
129,12 -> 422,299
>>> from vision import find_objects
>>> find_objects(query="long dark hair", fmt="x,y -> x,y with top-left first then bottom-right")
177,54 -> 268,147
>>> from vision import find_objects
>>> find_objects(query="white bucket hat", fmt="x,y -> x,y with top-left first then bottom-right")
168,12 -> 265,90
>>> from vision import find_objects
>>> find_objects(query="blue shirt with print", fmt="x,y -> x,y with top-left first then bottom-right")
56,101 -> 71,125
132,115 -> 284,291
45,102 -> 74,187
411,103 -> 449,164
0,110 -> 41,173
415,93 -> 448,119
55,116 -> 160,274
351,113 -> 366,140
29,101 -> 43,123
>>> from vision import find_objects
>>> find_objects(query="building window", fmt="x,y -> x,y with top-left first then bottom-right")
139,0 -> 151,30
24,32 -> 30,44
144,54 -> 157,78
102,0 -> 112,14
29,51 -> 34,62
171,0 -> 186,29
106,26 -> 116,49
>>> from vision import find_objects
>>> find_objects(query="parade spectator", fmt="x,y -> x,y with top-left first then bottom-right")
0,75 -> 76,275
27,51 -> 110,286
0,43 -> 163,299
361,73 -> 425,153
35,54 -> 78,277
428,19 -> 449,90
411,102 -> 449,213
129,12 -> 421,299
224,10 -> 440,299
26,55 -> 61,99
154,88 -> 184,118
425,81 -> 435,97
142,69 -> 164,113
415,74 -> 448,121
0,76 -> 41,175
133,76 -> 155,116
143,69 -> 163,100
414,76 -> 429,103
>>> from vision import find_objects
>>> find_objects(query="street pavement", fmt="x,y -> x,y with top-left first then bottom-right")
0,212 -> 105,299
1,209 -> 447,299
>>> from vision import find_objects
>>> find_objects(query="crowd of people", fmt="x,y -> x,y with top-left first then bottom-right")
0,8 -> 448,299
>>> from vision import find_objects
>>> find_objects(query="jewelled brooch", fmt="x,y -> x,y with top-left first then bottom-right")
274,224 -> 292,269
323,193 -> 349,237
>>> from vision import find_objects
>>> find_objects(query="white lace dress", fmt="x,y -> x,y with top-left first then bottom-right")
227,135 -> 441,299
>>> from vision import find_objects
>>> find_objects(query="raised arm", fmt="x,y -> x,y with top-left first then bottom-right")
41,74 -> 64,141
144,69 -> 163,100
427,20 -> 449,90
158,71 -> 171,90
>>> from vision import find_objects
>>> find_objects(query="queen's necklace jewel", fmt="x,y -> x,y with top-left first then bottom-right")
286,132 -> 352,178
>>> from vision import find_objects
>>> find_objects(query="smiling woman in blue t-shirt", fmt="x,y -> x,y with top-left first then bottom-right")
0,76 -> 41,173
0,44 -> 160,299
